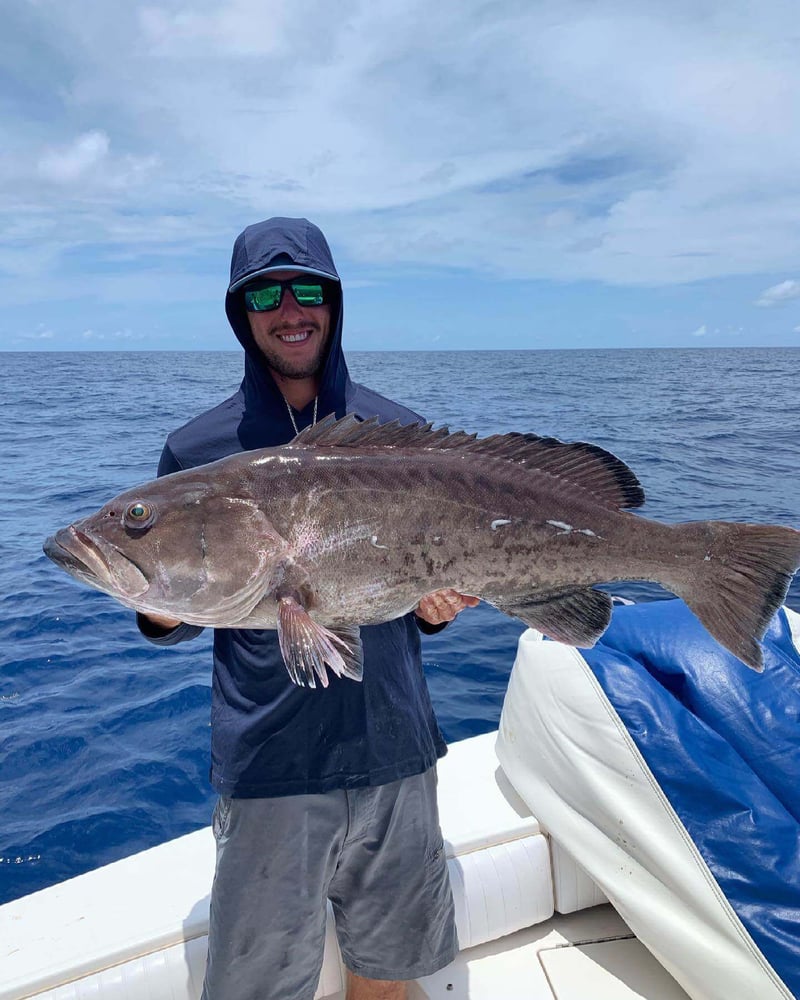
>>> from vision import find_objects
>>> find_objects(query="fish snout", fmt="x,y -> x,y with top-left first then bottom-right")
43,526 -> 85,568
43,532 -> 62,562
43,524 -> 150,599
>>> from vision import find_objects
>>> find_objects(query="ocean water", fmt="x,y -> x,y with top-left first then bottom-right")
1,347 -> 798,905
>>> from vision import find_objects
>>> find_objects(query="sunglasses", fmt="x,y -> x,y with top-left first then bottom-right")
243,279 -> 333,312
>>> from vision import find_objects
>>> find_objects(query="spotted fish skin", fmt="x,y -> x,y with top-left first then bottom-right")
44,415 -> 800,686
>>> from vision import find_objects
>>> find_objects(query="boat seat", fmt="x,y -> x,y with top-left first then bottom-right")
436,730 -> 606,928
437,731 -> 553,951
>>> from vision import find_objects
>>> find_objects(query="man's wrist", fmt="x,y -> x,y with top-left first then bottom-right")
415,613 -> 449,635
137,611 -> 182,637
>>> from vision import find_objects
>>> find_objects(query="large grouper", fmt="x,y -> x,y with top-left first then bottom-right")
44,414 -> 800,687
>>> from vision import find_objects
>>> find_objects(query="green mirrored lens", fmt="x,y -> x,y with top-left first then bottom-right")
244,285 -> 282,311
292,284 -> 324,306
244,280 -> 328,311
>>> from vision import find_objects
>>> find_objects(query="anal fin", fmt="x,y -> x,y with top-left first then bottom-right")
496,588 -> 613,647
277,595 -> 364,688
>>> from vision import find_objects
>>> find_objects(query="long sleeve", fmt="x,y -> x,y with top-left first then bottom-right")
157,442 -> 182,477
136,612 -> 204,646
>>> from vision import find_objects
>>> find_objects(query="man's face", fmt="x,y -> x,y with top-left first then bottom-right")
246,269 -> 333,381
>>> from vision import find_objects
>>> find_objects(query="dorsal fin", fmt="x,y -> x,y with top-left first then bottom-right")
289,414 -> 644,510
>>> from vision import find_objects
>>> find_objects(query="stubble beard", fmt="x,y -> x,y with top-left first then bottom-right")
258,324 -> 330,380
261,343 -> 325,379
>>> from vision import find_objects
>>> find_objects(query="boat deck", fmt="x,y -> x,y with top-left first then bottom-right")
415,905 -> 689,999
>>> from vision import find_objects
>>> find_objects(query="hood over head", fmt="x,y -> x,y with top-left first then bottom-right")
226,217 -> 350,447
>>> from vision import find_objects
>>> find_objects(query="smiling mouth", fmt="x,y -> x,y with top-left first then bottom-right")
277,328 -> 314,344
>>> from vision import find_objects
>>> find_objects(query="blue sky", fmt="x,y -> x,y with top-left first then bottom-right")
3,0 -> 800,351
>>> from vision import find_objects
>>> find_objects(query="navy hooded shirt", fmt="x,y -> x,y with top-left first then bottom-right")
138,217 -> 447,796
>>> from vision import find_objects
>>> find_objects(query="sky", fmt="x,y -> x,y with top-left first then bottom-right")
3,0 -> 800,351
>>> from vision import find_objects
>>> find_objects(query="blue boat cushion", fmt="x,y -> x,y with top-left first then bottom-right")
582,600 -> 800,998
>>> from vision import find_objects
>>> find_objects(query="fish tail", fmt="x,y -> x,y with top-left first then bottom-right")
666,521 -> 800,671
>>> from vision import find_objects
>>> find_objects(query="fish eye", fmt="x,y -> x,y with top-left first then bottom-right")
124,501 -> 156,530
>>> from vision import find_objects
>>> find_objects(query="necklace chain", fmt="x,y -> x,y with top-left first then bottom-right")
283,394 -> 318,436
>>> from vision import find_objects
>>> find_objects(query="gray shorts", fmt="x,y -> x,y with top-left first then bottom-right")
201,767 -> 458,1000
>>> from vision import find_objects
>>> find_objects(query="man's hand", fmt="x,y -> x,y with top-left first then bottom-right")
415,589 -> 480,626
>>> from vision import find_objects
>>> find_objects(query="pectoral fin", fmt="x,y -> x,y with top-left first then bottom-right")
496,588 -> 612,647
277,595 -> 363,688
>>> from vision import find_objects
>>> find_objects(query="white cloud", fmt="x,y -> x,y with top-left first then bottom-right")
81,328 -> 142,341
16,324 -> 55,341
34,130 -> 158,194
139,2 -> 287,56
690,324 -> 707,337
37,130 -> 110,184
3,0 -> 800,297
755,279 -> 800,307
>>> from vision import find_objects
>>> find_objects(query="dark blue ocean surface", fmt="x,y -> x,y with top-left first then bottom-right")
1,348 -> 798,904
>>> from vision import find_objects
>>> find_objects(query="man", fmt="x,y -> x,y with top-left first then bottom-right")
138,217 -> 478,1000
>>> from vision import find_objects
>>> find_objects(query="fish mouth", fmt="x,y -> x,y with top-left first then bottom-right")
43,526 -> 149,599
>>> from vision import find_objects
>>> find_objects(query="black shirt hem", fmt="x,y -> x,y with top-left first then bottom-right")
210,743 -> 448,798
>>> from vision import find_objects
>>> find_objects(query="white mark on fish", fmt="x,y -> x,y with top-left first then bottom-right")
704,553 -> 712,561
546,520 -> 601,538
371,535 -> 389,549
491,519 -> 512,530
294,522 -> 374,559
250,455 -> 276,466
277,456 -> 301,465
